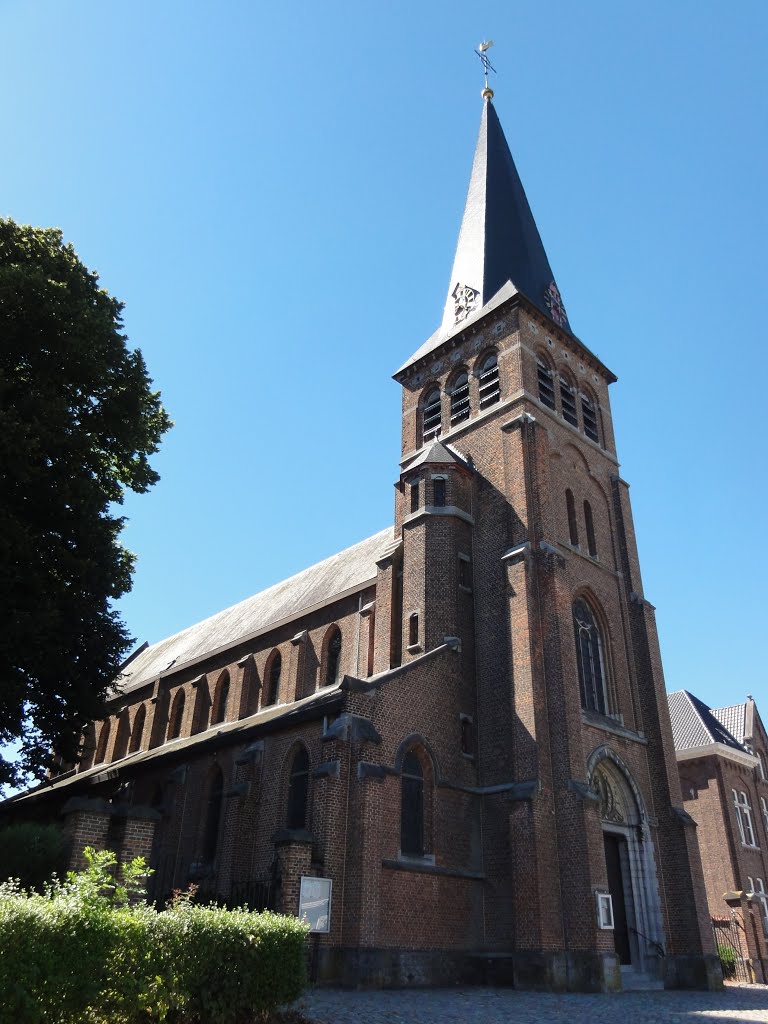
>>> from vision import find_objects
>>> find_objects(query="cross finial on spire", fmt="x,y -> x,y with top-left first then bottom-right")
475,40 -> 496,100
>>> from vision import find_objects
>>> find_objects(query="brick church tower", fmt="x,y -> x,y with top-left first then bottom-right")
3,84 -> 720,993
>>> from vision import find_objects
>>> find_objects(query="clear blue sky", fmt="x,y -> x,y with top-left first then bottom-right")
3,0 -> 766,715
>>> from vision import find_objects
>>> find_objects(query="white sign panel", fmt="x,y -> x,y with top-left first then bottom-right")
299,876 -> 332,933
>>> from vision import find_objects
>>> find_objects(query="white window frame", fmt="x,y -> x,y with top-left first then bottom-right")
755,878 -> 768,939
733,789 -> 757,847
758,752 -> 767,783
761,796 -> 768,836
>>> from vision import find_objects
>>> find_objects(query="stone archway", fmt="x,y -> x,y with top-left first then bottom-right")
588,751 -> 665,981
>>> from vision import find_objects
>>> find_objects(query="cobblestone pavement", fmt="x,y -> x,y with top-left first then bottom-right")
298,985 -> 768,1024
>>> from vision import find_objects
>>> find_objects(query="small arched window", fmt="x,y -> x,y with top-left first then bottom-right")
211,671 -> 230,725
129,704 -> 146,754
325,627 -> 342,687
265,651 -> 281,706
478,352 -> 500,408
537,358 -> 556,409
401,750 -> 424,857
287,747 -> 310,830
581,393 -> 599,443
202,767 -> 224,863
112,711 -> 130,761
94,720 -> 111,764
560,377 -> 578,426
408,612 -> 419,647
584,500 -> 597,557
566,489 -> 579,547
449,371 -> 470,425
574,599 -> 609,716
423,388 -> 441,441
167,690 -> 186,741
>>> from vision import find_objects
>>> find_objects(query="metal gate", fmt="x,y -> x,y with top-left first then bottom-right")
712,913 -> 752,983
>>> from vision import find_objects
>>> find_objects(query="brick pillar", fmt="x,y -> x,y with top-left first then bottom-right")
274,835 -> 313,917
61,797 -> 112,871
741,896 -> 768,984
114,806 -> 160,866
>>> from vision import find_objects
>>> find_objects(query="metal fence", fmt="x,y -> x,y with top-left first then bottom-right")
712,913 -> 752,983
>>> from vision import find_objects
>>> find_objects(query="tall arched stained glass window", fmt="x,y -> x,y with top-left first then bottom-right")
325,627 -> 342,687
287,747 -> 310,830
265,651 -> 281,706
401,750 -> 424,857
573,599 -> 609,716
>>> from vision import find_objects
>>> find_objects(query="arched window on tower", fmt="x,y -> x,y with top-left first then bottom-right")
422,388 -> 441,441
566,489 -> 579,547
537,358 -> 556,409
167,690 -> 186,741
581,393 -> 600,443
401,750 -> 425,857
449,371 -> 470,425
584,500 -> 597,557
94,720 -> 111,764
129,704 -> 146,754
478,352 -> 500,408
265,651 -> 281,706
202,767 -> 224,863
560,377 -> 578,426
286,747 -> 310,830
324,626 -> 342,687
211,671 -> 230,725
573,599 -> 609,716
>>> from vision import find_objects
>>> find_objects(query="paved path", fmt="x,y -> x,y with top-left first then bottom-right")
298,985 -> 768,1024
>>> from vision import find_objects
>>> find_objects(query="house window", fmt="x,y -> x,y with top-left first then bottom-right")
733,790 -> 757,846
325,626 -> 342,686
408,612 -> 419,648
423,388 -> 441,440
449,371 -> 470,425
211,671 -> 230,725
265,651 -> 281,706
582,394 -> 599,443
129,705 -> 146,754
167,690 -> 185,740
566,489 -> 579,546
202,767 -> 223,863
755,878 -> 768,938
560,378 -> 578,426
478,352 -> 500,408
574,599 -> 609,716
458,554 -> 471,589
584,500 -> 597,557
537,358 -> 556,409
401,750 -> 424,857
761,796 -> 768,835
287,747 -> 310,830
433,477 -> 446,507
410,481 -> 420,513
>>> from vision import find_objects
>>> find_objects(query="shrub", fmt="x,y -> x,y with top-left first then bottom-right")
0,848 -> 308,1024
0,822 -> 67,890
717,942 -> 737,977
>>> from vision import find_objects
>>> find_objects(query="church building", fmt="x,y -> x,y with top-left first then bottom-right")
3,84 -> 720,992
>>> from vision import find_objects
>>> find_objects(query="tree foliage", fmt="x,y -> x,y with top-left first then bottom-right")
0,219 -> 171,786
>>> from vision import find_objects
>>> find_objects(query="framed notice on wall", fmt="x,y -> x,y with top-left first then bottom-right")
299,876 -> 332,933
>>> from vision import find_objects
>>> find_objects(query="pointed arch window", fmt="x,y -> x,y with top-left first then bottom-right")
287,747 -> 310,830
211,671 -> 230,725
537,358 -> 556,409
574,599 -> 609,716
581,394 -> 599,443
584,500 -> 597,557
203,767 -> 224,863
325,627 -> 342,687
129,704 -> 146,754
449,371 -> 470,425
401,750 -> 424,857
423,388 -> 441,440
167,690 -> 186,741
112,711 -> 130,761
265,651 -> 281,706
560,377 -> 578,426
478,352 -> 500,408
94,720 -> 111,764
566,489 -> 579,547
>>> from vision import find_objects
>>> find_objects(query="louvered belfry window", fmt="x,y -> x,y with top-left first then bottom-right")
478,353 -> 500,408
450,372 -> 470,425
423,389 -> 441,440
560,378 -> 578,426
401,750 -> 424,856
537,359 -> 556,409
582,394 -> 599,443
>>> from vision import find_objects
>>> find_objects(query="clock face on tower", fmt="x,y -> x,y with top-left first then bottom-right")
452,281 -> 479,324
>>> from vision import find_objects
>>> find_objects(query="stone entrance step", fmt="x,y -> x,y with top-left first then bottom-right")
621,967 -> 664,991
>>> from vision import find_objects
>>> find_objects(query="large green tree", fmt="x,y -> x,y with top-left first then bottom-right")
0,219 -> 171,787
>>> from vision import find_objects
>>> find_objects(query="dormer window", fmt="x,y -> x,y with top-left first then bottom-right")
581,394 -> 599,443
423,389 -> 441,440
560,378 -> 578,426
478,352 -> 500,408
449,372 -> 470,425
537,358 -> 556,409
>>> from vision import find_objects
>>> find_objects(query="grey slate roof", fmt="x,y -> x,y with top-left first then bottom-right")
712,703 -> 747,744
117,527 -> 393,695
667,690 -> 747,753
403,440 -> 472,472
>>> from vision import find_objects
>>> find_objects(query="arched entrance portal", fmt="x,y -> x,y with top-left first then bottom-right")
588,751 -> 665,982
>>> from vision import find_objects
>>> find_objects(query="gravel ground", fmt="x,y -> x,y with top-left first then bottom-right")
297,984 -> 768,1024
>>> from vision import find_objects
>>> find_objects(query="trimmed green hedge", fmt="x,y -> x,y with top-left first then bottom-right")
0,850 -> 308,1024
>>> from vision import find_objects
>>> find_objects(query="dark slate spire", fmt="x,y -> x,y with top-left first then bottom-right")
441,94 -> 571,334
